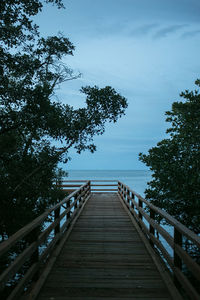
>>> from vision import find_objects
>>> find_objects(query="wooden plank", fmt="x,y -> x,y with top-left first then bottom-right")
91,180 -> 118,182
34,193 -> 175,300
118,181 -> 200,248
118,194 -> 183,300
0,241 -> 37,290
38,297 -> 170,300
24,194 -> 91,300
7,263 -> 39,300
173,267 -> 200,300
0,183 -> 89,257
174,244 -> 200,282
92,189 -> 118,191
91,184 -> 117,186
60,184 -> 82,187
62,180 -> 88,182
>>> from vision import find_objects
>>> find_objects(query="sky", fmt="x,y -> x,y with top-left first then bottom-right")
36,0 -> 200,170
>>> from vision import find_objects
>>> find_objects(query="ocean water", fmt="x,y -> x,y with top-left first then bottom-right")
65,170 -> 152,197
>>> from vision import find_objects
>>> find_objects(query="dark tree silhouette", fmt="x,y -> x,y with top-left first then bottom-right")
0,0 -> 128,238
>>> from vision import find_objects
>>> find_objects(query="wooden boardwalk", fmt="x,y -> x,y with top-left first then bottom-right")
36,193 -> 174,300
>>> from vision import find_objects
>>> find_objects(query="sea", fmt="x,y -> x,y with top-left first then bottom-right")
64,169 -> 152,197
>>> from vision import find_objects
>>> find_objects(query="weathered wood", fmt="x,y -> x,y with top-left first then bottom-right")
25,194 -> 91,300
138,206 -> 174,248
173,267 -> 200,300
92,189 -> 118,191
150,208 -> 155,247
174,228 -> 182,287
0,182 -> 90,299
118,181 -> 200,300
0,242 -> 37,290
7,263 -> 39,300
91,184 -> 117,186
54,207 -> 60,237
60,184 -> 82,187
0,183 -> 88,257
118,194 -> 183,300
118,182 -> 200,248
36,193 -> 176,300
1,180 -> 199,300
174,244 -> 200,282
62,180 -> 88,182
29,227 -> 39,281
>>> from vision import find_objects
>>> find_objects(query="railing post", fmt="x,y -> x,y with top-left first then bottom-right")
131,192 -> 134,212
29,227 -> 39,280
67,198 -> 71,228
74,193 -> 78,212
123,185 -> 126,202
127,189 -> 130,208
138,198 -> 143,221
119,182 -> 122,198
54,207 -> 60,237
174,228 -> 182,287
89,180 -> 91,194
121,184 -> 124,199
149,208 -> 155,248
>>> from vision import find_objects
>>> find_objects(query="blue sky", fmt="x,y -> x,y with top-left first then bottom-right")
36,0 -> 200,170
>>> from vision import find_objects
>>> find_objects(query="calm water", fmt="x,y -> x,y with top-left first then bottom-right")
65,170 -> 151,197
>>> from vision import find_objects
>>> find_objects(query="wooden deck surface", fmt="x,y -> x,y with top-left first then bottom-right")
37,193 -> 173,300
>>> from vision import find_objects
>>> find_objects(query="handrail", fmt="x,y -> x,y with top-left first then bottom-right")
0,181 -> 91,300
118,181 -> 200,300
60,179 -> 118,192
1,180 -> 199,300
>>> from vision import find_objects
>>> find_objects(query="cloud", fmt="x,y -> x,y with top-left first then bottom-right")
181,29 -> 200,38
153,24 -> 188,39
130,23 -> 159,37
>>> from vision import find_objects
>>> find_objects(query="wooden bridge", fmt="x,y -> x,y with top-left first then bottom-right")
0,180 -> 200,300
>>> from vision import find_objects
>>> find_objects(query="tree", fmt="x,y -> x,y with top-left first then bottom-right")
0,0 -> 128,239
139,80 -> 200,234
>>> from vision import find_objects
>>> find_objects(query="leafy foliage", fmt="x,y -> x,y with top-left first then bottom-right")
0,0 -> 128,238
139,80 -> 200,233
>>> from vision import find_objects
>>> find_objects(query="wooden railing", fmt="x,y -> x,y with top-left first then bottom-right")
60,179 -> 118,193
118,181 -> 200,300
0,181 -> 90,300
0,180 -> 199,300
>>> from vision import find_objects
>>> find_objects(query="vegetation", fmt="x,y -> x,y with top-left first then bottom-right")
139,80 -> 200,234
0,0 -> 128,239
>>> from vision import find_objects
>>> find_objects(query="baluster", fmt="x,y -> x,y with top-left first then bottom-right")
74,192 -> 78,211
54,207 -> 60,237
121,184 -> 123,199
138,198 -> 143,221
88,180 -> 91,195
121,184 -> 124,199
149,208 -> 155,247
80,189 -> 83,208
29,227 -> 39,280
67,198 -> 71,228
127,189 -> 130,208
174,228 -> 182,286
123,185 -> 126,202
119,182 -> 122,198
131,192 -> 135,214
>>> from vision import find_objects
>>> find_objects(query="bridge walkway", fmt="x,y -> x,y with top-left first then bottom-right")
36,193 -> 176,300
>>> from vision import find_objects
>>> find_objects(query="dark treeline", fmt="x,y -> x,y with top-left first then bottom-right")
0,0 -> 127,240
139,81 -> 200,234
139,81 -> 200,278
